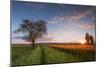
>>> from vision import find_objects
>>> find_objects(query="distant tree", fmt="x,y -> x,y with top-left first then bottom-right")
85,33 -> 90,44
89,35 -> 94,45
14,19 -> 47,48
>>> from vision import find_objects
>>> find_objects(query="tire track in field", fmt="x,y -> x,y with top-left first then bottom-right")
14,46 -> 41,65
14,45 -> 78,65
40,45 -> 78,64
39,45 -> 46,64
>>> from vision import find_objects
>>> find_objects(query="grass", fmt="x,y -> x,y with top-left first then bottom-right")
12,46 -> 33,64
49,46 -> 96,61
48,44 -> 96,61
12,44 -> 96,66
41,45 -> 79,64
12,46 -> 43,65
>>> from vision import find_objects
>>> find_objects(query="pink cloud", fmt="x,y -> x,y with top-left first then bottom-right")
79,23 -> 95,30
68,12 -> 86,22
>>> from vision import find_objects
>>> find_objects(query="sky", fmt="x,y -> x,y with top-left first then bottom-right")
11,1 -> 96,44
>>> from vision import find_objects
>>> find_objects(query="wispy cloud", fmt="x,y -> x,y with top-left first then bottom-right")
48,16 -> 68,24
69,8 -> 95,22
12,38 -> 31,44
48,7 -> 95,24
78,23 -> 95,30
46,29 -> 83,43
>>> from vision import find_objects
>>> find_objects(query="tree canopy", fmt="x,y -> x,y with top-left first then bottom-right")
14,19 -> 47,48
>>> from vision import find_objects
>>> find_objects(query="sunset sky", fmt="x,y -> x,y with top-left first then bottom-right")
11,1 -> 96,44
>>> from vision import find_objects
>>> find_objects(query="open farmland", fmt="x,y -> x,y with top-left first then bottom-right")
49,43 -> 95,51
12,43 -> 96,66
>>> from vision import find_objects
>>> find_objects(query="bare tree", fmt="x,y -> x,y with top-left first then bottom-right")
14,19 -> 47,48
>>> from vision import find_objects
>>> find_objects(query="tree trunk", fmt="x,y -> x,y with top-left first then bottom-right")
29,31 -> 35,48
87,39 -> 90,44
32,40 -> 35,48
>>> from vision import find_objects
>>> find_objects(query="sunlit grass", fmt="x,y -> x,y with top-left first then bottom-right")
12,44 -> 96,66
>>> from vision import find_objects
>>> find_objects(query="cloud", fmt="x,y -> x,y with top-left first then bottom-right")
11,33 -> 30,44
48,16 -> 68,24
68,11 -> 87,22
12,33 -> 24,38
36,35 -> 54,41
11,32 -> 54,43
12,39 -> 31,44
69,7 -> 95,22
44,28 -> 84,43
79,23 -> 95,30
48,7 -> 95,24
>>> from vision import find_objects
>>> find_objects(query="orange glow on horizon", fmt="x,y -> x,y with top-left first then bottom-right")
79,39 -> 86,44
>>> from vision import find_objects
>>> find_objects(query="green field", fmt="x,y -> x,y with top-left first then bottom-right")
12,44 -> 96,66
